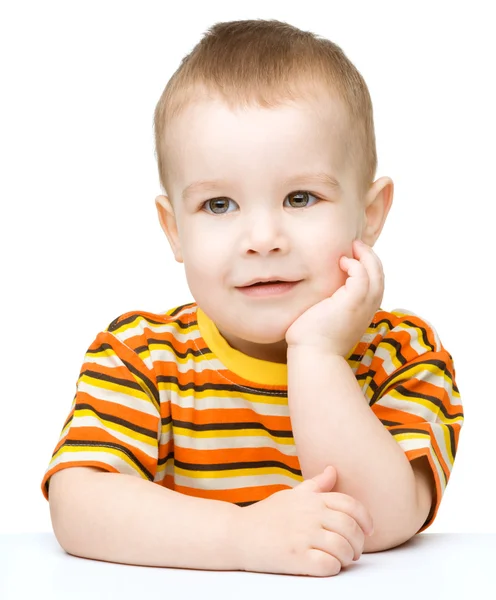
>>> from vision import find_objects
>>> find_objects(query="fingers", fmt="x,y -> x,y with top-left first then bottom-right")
351,240 -> 385,305
311,530 -> 356,567
322,491 -> 374,537
318,511 -> 366,562
340,254 -> 370,305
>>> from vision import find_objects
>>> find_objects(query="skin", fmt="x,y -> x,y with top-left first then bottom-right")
155,89 -> 393,364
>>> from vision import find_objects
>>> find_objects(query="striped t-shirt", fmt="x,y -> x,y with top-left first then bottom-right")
41,302 -> 464,533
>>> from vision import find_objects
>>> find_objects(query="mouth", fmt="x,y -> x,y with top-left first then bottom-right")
242,280 -> 288,288
236,280 -> 302,297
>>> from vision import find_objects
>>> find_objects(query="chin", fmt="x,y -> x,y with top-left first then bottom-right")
237,326 -> 288,346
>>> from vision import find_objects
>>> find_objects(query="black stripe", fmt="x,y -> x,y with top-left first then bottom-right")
378,338 -> 408,367
349,342 -> 378,362
403,319 -> 436,352
107,313 -> 168,332
390,384 -> 463,420
370,358 -> 456,406
121,358 -> 160,410
372,317 -> 395,331
370,316 -> 436,357
105,303 -> 196,334
173,458 -> 302,477
380,419 -> 403,427
61,439 -> 154,481
75,403 -> 158,440
171,418 -> 293,438
81,368 -> 143,393
157,375 -> 287,397
168,303 -> 196,317
387,428 -> 449,485
146,340 -> 207,360
158,450 -> 174,466
448,423 -> 458,459
81,366 -> 160,414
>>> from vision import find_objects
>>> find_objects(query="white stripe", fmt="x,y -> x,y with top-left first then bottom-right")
174,472 -> 301,490
78,380 -> 159,417
169,392 -> 290,415
112,313 -> 197,344
373,344 -> 400,377
431,422 -> 454,471
46,451 -> 143,478
393,436 -> 447,494
377,390 -> 439,422
69,415 -> 158,459
171,433 -> 298,455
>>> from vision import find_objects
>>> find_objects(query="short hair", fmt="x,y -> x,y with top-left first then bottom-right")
154,19 -> 377,199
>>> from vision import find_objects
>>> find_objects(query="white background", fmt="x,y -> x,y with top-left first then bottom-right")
1,0 -> 494,534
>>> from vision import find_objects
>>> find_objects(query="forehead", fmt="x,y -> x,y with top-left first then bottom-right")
163,91 -> 352,194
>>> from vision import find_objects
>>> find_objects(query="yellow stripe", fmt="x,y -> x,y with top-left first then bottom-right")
73,408 -> 156,445
52,445 -> 147,478
173,426 -> 294,445
79,372 -> 151,401
175,465 -> 302,481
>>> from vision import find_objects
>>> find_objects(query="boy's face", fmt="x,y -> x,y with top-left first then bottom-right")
156,91 -> 391,363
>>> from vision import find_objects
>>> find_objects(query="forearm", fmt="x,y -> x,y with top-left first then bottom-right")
49,467 -> 242,569
287,347 -> 419,550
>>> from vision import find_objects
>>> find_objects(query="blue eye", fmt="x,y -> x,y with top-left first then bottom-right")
201,191 -> 319,214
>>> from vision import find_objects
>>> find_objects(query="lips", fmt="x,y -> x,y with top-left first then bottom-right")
246,280 -> 284,287
238,277 -> 299,287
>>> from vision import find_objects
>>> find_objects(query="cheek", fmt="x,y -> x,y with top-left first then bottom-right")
306,232 -> 352,291
181,232 -> 229,284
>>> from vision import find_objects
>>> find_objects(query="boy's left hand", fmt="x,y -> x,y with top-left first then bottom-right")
285,239 -> 385,357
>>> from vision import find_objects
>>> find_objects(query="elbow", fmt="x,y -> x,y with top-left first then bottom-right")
48,468 -> 95,555
48,480 -> 77,553
363,524 -> 417,553
363,502 -> 427,553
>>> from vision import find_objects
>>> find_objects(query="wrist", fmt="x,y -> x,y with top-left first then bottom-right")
225,502 -> 250,571
228,501 -> 264,573
287,344 -> 345,361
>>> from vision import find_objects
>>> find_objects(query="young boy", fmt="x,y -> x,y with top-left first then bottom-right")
41,19 -> 464,578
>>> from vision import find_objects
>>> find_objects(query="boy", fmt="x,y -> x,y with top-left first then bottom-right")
41,19 -> 464,578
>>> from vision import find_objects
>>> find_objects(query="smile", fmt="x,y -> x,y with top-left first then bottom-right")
236,281 -> 301,298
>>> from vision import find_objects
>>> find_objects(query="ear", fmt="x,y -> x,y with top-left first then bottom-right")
360,177 -> 394,247
155,195 -> 183,263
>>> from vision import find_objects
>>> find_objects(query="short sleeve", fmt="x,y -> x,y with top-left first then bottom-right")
41,329 -> 161,501
363,311 -> 464,533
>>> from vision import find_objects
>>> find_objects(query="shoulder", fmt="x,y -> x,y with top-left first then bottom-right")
349,306 -> 456,392
370,306 -> 445,356
105,302 -> 197,338
97,302 -> 199,364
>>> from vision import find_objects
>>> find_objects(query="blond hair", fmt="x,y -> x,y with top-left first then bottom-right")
154,19 -> 377,199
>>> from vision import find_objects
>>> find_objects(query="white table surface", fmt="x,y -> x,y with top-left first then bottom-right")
0,532 -> 495,599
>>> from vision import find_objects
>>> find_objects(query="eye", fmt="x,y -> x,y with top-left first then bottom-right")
286,191 -> 319,208
201,191 -> 319,214
202,197 -> 235,214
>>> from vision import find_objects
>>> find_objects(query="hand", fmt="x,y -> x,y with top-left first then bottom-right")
285,239 -> 385,356
234,466 -> 374,577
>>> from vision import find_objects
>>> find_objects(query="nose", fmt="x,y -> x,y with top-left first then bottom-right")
242,209 -> 289,256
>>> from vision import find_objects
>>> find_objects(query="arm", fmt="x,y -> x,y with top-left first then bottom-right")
49,466 -> 242,570
287,348 -> 429,552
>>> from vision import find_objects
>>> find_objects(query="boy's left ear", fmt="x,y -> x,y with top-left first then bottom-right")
360,177 -> 394,246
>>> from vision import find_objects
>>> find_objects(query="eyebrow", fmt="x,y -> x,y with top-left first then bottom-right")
181,171 -> 341,202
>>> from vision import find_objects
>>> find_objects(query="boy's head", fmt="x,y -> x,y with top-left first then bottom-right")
153,19 -> 393,363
